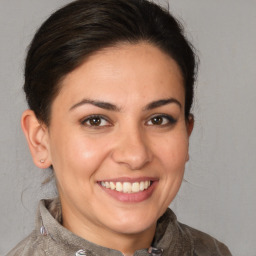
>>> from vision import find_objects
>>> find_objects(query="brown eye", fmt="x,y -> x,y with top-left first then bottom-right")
146,114 -> 177,126
89,117 -> 102,126
82,115 -> 110,127
151,116 -> 164,125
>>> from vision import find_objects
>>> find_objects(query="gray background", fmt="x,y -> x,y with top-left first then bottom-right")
1,0 -> 255,255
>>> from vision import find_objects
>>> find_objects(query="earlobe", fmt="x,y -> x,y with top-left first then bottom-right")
21,110 -> 51,169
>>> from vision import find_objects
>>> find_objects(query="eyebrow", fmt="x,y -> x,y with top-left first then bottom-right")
69,97 -> 181,112
143,98 -> 182,111
69,99 -> 121,111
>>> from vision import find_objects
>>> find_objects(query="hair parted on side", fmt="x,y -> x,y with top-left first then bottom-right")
24,0 -> 198,125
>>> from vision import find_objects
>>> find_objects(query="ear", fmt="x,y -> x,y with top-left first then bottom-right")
186,114 -> 194,137
186,114 -> 194,162
21,109 -> 51,169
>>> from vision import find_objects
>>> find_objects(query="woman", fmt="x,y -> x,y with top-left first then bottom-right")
7,0 -> 232,255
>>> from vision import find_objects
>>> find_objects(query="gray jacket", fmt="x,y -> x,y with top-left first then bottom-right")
7,198 -> 232,256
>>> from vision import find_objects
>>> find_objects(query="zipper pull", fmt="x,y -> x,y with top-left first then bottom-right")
148,247 -> 163,256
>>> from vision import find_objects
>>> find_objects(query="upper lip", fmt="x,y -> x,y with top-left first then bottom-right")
98,177 -> 159,183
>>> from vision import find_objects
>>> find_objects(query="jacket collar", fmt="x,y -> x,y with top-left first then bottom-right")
36,198 -> 191,256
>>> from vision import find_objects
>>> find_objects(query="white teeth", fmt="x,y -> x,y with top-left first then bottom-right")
110,182 -> 116,190
123,182 -> 132,193
101,180 -> 152,193
145,181 -> 149,189
132,182 -> 140,193
116,182 -> 123,192
139,181 -> 145,191
105,181 -> 110,188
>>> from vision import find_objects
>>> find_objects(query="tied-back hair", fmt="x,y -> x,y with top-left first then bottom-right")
24,0 -> 197,126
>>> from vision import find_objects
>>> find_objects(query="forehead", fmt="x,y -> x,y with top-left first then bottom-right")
55,42 -> 185,110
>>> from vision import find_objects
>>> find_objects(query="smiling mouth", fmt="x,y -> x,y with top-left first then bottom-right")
100,180 -> 153,193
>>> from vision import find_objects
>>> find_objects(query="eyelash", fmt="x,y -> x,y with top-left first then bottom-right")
80,114 -> 177,128
146,114 -> 177,127
81,115 -> 112,128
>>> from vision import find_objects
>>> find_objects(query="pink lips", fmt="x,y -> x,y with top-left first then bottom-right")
98,178 -> 158,203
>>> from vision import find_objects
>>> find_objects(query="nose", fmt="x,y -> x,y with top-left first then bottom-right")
111,127 -> 152,170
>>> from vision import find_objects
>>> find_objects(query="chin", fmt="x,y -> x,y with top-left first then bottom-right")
104,210 -> 158,235
112,222 -> 155,235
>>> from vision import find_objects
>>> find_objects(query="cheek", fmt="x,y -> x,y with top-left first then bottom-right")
157,133 -> 189,170
52,133 -> 113,183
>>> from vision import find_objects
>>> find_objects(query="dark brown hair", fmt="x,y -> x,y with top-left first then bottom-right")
24,0 -> 197,125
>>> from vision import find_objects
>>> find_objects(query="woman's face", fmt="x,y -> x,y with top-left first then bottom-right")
45,42 -> 193,241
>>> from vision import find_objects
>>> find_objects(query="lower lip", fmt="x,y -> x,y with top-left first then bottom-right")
98,181 -> 158,203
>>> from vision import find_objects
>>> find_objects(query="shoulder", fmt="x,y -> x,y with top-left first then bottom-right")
6,231 -> 46,256
178,222 -> 232,256
155,208 -> 232,255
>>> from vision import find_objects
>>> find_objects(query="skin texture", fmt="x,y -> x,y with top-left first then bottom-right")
22,42 -> 193,256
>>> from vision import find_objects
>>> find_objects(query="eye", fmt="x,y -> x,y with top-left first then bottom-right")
146,114 -> 177,126
81,115 -> 111,127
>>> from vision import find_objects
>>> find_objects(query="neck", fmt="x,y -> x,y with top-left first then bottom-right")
62,206 -> 156,255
